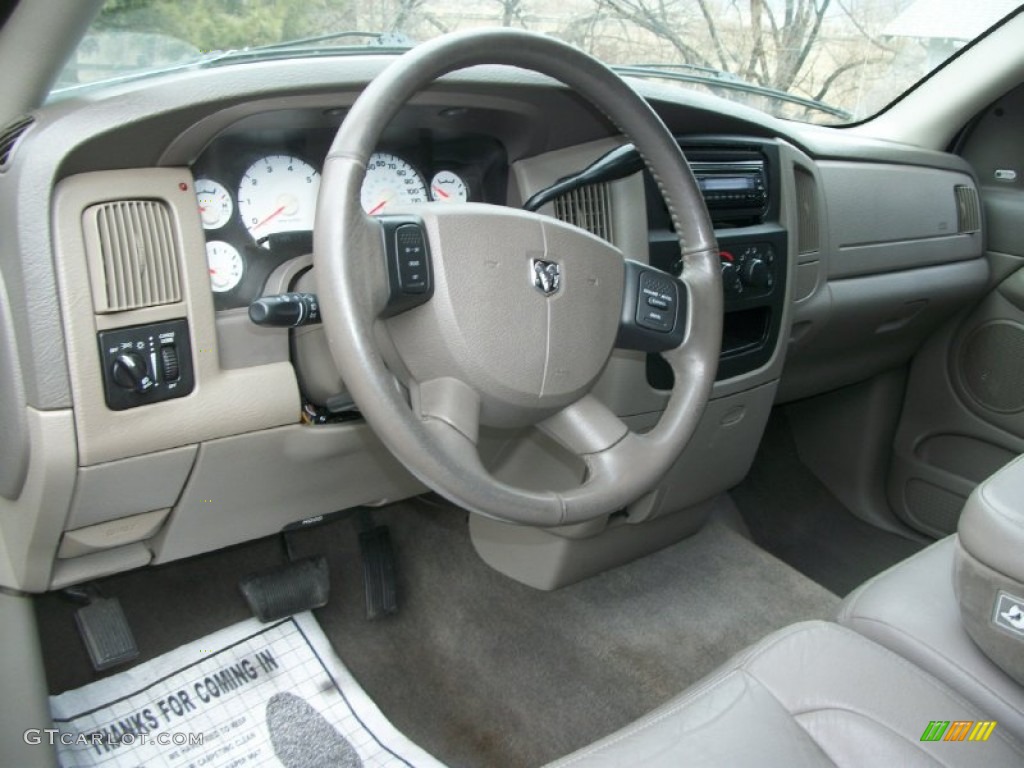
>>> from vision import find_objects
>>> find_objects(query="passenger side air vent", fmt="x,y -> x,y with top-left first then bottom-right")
0,115 -> 34,171
954,185 -> 981,234
85,200 -> 183,312
793,166 -> 820,254
553,183 -> 614,242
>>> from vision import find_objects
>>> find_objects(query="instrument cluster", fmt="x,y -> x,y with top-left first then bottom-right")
191,128 -> 507,310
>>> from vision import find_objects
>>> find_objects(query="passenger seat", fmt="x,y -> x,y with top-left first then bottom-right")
549,456 -> 1024,766
840,454 -> 1024,742
547,620 -> 1023,766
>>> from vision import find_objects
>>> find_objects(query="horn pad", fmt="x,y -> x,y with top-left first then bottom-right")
384,204 -> 625,428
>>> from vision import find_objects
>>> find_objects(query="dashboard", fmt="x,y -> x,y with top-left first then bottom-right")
0,53 -> 991,593
189,111 -> 508,309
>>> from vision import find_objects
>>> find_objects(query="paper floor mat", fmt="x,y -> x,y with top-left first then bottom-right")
49,612 -> 445,768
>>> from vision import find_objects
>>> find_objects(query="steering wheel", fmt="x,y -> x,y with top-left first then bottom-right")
314,29 -> 722,526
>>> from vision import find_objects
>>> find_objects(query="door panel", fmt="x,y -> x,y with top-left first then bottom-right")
888,84 -> 1024,536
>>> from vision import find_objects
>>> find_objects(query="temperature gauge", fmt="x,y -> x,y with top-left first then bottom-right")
195,179 -> 233,230
206,241 -> 244,293
429,170 -> 468,203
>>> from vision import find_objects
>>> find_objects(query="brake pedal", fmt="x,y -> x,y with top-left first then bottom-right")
74,596 -> 139,672
357,513 -> 398,620
240,556 -> 330,622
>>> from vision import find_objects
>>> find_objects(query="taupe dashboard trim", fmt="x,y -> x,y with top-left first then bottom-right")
52,168 -> 300,466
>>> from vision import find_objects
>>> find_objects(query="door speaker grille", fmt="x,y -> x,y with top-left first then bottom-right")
960,321 -> 1024,413
86,200 -> 182,312
905,479 -> 966,535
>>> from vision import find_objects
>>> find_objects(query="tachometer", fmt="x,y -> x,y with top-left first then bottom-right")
206,241 -> 244,293
195,178 -> 233,230
360,152 -> 428,215
238,155 -> 320,245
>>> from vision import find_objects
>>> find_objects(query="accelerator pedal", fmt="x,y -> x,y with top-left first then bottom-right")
72,593 -> 139,672
357,510 -> 398,620
240,555 -> 330,623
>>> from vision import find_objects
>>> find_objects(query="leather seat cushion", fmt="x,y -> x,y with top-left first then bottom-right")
546,620 -> 1024,767
839,536 -> 1024,742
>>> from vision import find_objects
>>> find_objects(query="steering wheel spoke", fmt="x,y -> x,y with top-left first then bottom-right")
539,395 -> 629,457
415,377 -> 481,445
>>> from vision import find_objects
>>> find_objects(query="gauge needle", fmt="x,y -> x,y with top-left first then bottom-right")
432,186 -> 449,200
252,205 -> 286,230
209,268 -> 217,275
367,198 -> 392,215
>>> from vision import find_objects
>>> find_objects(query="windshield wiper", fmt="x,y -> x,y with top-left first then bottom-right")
614,63 -> 851,120
200,30 -> 415,66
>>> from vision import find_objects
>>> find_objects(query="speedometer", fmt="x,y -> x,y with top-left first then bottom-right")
360,152 -> 428,215
237,155 -> 320,245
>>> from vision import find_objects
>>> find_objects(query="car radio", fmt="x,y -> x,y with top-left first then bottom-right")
691,160 -> 768,213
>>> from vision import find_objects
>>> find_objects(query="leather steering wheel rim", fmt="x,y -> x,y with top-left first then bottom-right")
314,29 -> 722,526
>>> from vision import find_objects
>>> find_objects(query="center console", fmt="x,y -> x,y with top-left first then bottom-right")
647,138 -> 787,385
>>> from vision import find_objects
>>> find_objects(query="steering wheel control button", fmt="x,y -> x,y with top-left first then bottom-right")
637,272 -> 677,333
395,225 -> 428,292
98,319 -> 195,411
379,216 -> 434,317
616,260 -> 687,352
249,293 -> 322,327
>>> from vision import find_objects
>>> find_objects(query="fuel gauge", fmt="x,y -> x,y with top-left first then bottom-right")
430,170 -> 468,203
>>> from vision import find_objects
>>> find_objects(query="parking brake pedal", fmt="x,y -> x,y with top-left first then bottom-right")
240,555 -> 330,622
357,511 -> 398,620
72,594 -> 139,672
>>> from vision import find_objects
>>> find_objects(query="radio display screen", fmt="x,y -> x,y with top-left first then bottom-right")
699,176 -> 755,192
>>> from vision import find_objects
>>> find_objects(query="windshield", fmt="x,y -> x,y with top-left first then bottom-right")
54,0 -> 1023,125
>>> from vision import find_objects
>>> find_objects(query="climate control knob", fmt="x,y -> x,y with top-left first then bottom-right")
111,352 -> 154,393
721,260 -> 743,296
741,258 -> 771,289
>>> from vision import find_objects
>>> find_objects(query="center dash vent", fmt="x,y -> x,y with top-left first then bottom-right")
793,166 -> 820,254
954,185 -> 981,234
85,200 -> 182,313
0,115 -> 34,171
553,183 -> 614,242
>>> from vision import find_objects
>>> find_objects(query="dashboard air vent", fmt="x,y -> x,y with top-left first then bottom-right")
553,183 -> 614,242
954,185 -> 981,234
0,115 -> 34,170
793,166 -> 820,255
87,200 -> 182,312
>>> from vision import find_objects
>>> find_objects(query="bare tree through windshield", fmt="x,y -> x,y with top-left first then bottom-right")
60,0 -> 1022,124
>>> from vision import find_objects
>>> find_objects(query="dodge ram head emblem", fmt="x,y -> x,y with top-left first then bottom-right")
532,259 -> 561,296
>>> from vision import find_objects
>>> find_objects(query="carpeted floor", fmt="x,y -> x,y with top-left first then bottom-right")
37,499 -> 839,767
732,411 -> 925,597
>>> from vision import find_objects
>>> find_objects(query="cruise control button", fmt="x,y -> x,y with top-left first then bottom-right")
394,224 -> 429,293
636,270 -> 677,332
